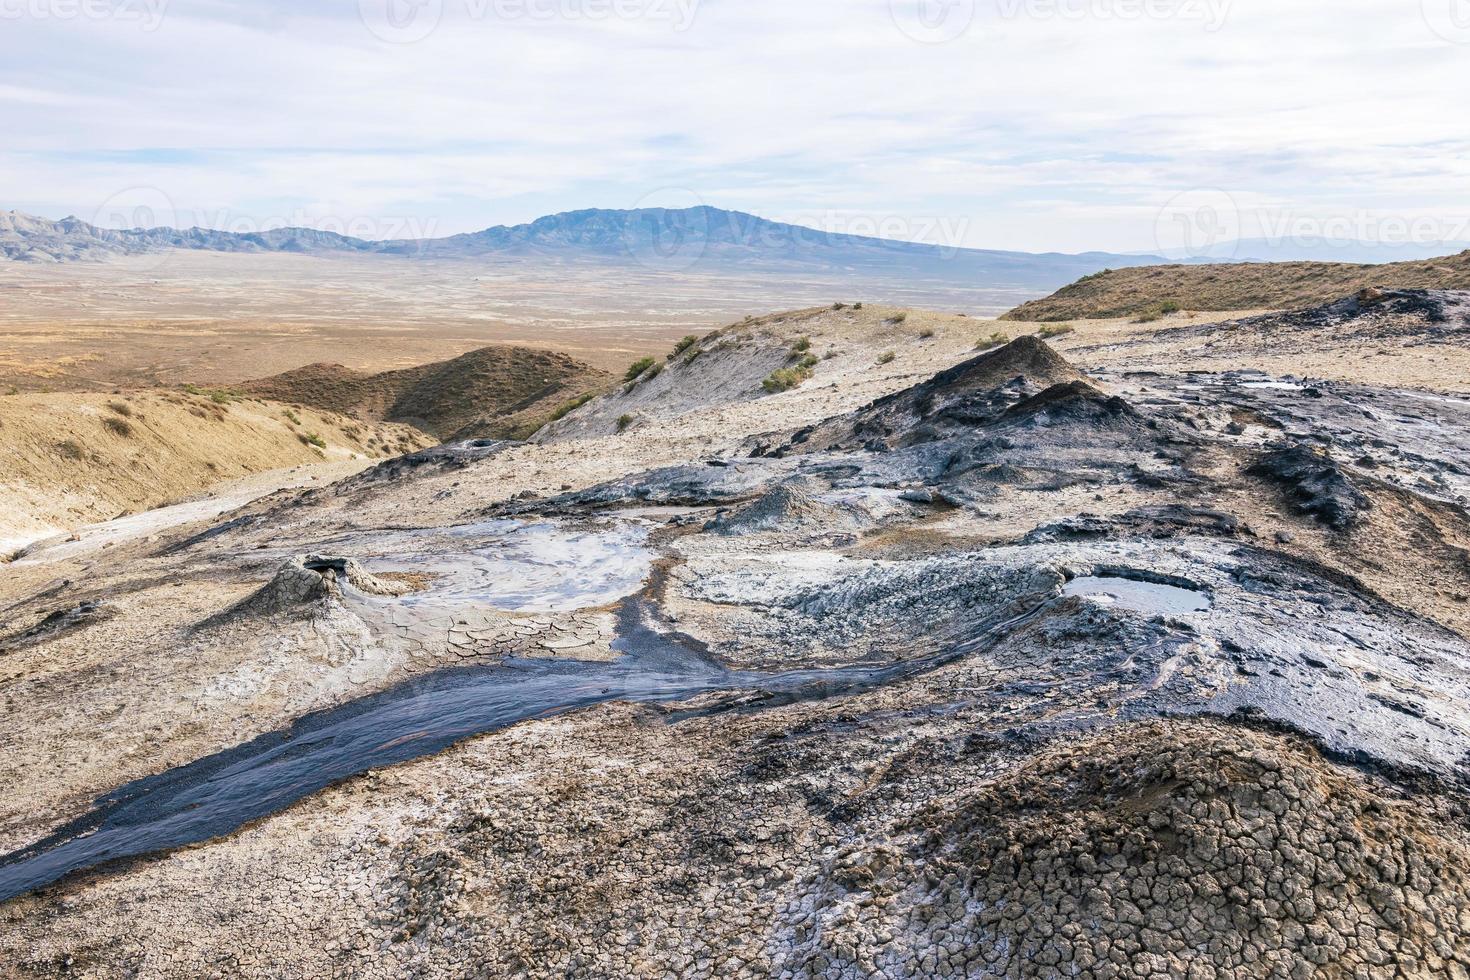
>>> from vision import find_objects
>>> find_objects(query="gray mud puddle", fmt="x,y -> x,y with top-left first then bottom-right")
362,520 -> 654,613
1064,576 -> 1212,615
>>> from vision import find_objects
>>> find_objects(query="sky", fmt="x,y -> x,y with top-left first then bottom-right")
2,0 -> 1469,254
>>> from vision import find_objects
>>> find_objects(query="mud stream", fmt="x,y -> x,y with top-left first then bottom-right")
0,593 -> 1041,903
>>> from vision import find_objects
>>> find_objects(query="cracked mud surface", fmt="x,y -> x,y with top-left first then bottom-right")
3,299 -> 1470,977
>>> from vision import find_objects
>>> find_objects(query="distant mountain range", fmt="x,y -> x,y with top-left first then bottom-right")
1,206 -> 1171,291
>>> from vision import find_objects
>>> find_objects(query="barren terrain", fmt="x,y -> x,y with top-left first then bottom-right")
0,251 -> 1032,393
2,293 -> 1470,978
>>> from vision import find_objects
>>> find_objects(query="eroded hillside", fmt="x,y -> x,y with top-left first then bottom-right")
243,345 -> 613,442
1003,250 -> 1470,321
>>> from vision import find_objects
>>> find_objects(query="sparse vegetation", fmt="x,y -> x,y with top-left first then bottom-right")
283,409 -> 302,426
616,414 -> 634,433
55,439 -> 85,460
877,351 -> 897,365
889,313 -> 908,325
919,328 -> 936,339
103,416 -> 133,437
854,302 -> 863,310
976,331 -> 1009,350
209,390 -> 235,405
1038,323 -> 1076,338
300,431 -> 327,449
624,357 -> 657,382
762,363 -> 815,393
668,336 -> 698,360
107,401 -> 133,417
832,302 -> 847,310
548,392 -> 596,423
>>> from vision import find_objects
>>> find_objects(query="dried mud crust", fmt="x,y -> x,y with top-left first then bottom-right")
4,717 -> 1465,979
790,721 -> 1470,979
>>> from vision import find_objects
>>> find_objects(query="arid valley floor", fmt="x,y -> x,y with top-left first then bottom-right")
3,279 -> 1470,977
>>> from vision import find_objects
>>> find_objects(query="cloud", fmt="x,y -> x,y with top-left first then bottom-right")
2,0 -> 1466,252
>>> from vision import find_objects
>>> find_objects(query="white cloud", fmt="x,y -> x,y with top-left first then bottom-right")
2,0 -> 1466,252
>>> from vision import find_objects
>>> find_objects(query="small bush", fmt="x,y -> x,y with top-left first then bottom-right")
976,331 -> 1009,350
796,353 -> 819,370
183,383 -> 206,396
1038,323 -> 1075,339
854,302 -> 863,310
548,392 -> 596,422
103,416 -> 133,437
283,409 -> 302,426
616,414 -> 634,433
762,364 -> 815,393
669,335 -> 698,360
624,357 -> 656,382
1159,300 -> 1182,314
55,439 -> 85,460
107,400 -> 133,417
823,348 -> 838,360
209,390 -> 234,405
301,431 -> 327,449
919,328 -> 936,339
792,336 -> 812,354
877,351 -> 897,365
832,302 -> 847,311
889,313 -> 908,324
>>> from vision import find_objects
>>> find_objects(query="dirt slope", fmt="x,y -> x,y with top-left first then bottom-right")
242,345 -> 614,442
0,390 -> 430,550
1002,249 -> 1470,321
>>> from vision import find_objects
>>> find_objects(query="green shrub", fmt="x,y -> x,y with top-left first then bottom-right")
616,413 -> 634,433
762,364 -> 815,393
624,357 -> 656,381
669,335 -> 698,360
976,331 -> 1009,350
877,351 -> 896,365
854,302 -> 863,310
1159,300 -> 1182,314
283,409 -> 302,426
209,390 -> 235,405
1038,323 -> 1075,338
791,336 -> 812,354
548,392 -> 595,422
301,431 -> 327,449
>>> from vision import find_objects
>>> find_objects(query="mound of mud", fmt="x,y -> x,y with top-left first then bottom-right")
705,478 -> 858,537
1250,444 -> 1370,530
232,555 -> 411,616
780,337 -> 1086,455
816,721 -> 1470,978
244,346 -> 612,442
